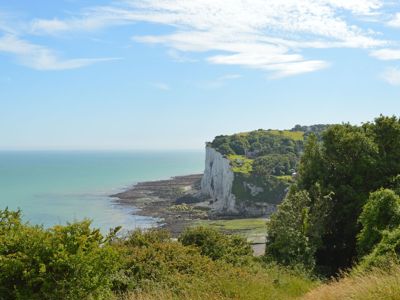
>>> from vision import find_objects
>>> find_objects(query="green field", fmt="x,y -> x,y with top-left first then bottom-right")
194,218 -> 268,243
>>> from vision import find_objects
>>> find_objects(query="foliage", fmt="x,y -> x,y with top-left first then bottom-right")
267,115 -> 400,275
0,209 -> 119,300
113,231 -> 214,292
291,124 -> 331,140
179,226 -> 253,266
232,173 -> 289,204
227,154 -> 253,174
210,129 -> 304,157
357,189 -> 400,257
0,212 -> 316,299
253,153 -> 297,176
265,188 -> 331,271
356,228 -> 400,272
209,127 -> 318,206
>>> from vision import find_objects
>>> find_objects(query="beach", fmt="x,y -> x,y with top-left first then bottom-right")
112,174 -> 268,256
112,174 -> 210,236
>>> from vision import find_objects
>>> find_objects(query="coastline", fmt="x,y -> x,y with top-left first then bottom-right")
112,173 -> 268,255
111,174 -> 210,236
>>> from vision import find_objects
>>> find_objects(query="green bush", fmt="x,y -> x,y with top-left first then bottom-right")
265,190 -> 315,270
179,226 -> 253,266
0,209 -> 120,300
267,116 -> 400,275
0,210 -> 319,300
357,189 -> 400,257
356,228 -> 400,272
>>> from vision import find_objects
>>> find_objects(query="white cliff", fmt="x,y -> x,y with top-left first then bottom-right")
200,147 -> 238,215
201,146 -> 279,217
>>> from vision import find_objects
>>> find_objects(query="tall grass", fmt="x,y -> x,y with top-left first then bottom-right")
119,264 -> 316,300
302,266 -> 400,300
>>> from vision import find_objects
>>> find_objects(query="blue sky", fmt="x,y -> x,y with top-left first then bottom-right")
0,0 -> 400,150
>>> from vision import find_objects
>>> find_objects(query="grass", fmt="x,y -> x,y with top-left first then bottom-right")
228,154 -> 254,174
121,262 -> 400,300
194,218 -> 268,243
277,175 -> 294,183
120,264 -> 317,300
301,266 -> 400,300
268,130 -> 305,141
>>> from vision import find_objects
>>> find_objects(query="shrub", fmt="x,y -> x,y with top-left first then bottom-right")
179,226 -> 253,266
357,189 -> 400,257
356,228 -> 400,272
0,209 -> 119,300
112,229 -> 216,293
265,190 -> 315,270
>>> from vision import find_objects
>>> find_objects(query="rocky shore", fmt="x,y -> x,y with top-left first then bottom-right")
112,174 -> 210,236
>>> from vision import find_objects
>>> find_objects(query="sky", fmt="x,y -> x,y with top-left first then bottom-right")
0,0 -> 400,150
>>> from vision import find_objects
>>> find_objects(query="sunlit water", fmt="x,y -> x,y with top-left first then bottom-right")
0,151 -> 204,233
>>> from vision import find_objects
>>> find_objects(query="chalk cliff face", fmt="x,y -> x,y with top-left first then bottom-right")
200,147 -> 238,214
201,146 -> 278,217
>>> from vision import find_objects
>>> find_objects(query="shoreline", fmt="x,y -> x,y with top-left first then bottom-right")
112,174 -> 268,255
111,174 -> 209,236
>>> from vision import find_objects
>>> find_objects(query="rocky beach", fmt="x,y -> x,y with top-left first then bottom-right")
112,174 -> 210,236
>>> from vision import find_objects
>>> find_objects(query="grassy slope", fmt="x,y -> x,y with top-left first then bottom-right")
268,130 -> 304,141
120,266 -> 400,300
120,264 -> 317,300
302,267 -> 400,300
234,130 -> 304,141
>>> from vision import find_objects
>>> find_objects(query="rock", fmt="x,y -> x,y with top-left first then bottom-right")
200,146 -> 281,217
201,146 -> 238,215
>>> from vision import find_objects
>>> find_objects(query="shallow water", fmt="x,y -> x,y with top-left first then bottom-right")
0,150 -> 204,232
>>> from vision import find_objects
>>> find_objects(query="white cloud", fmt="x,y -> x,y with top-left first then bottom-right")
387,13 -> 400,28
30,19 -> 71,35
24,0 -> 391,77
370,48 -> 400,60
0,34 -> 120,70
381,67 -> 400,86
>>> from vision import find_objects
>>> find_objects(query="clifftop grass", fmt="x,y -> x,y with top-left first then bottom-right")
268,130 -> 304,141
227,154 -> 253,174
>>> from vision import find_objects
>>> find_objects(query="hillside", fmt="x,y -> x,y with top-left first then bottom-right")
200,126 -> 328,217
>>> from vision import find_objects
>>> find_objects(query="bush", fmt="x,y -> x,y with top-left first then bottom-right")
0,209 -> 119,300
357,189 -> 400,257
356,228 -> 400,272
179,226 -> 253,266
113,231 -> 215,293
265,190 -> 315,270
0,210 -> 318,300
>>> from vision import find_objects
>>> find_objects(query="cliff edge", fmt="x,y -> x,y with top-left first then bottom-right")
200,126 -> 329,217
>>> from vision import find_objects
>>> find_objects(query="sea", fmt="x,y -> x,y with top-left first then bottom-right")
0,150 -> 204,233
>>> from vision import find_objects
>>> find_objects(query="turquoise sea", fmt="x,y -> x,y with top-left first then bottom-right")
0,151 -> 204,232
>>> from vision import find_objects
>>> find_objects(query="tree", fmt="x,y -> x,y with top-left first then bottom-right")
357,189 -> 400,257
268,116 -> 400,275
265,190 -> 316,270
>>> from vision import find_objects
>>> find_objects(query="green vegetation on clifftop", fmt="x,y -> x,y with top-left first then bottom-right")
209,127 -> 321,205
